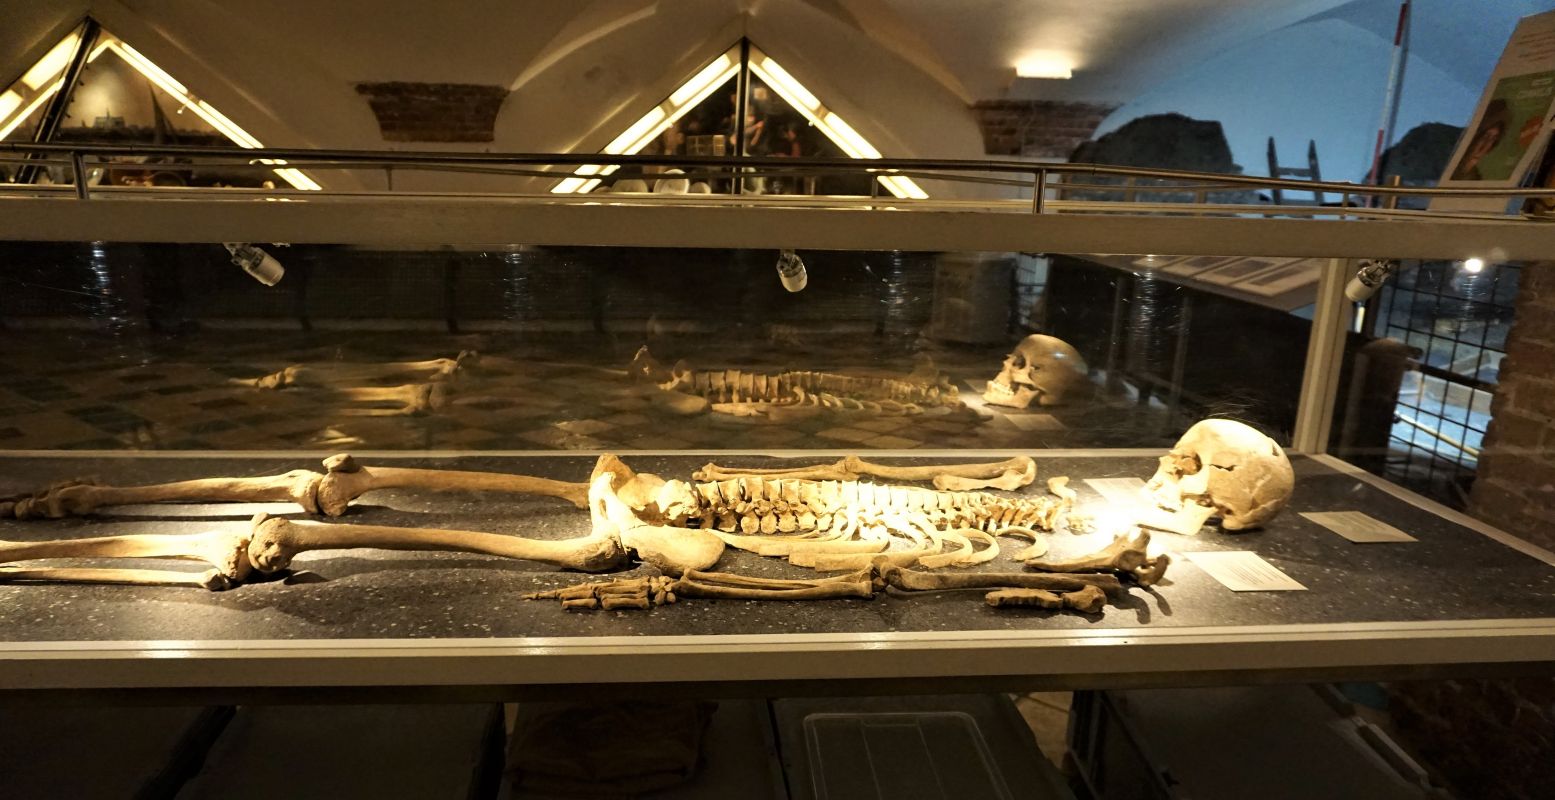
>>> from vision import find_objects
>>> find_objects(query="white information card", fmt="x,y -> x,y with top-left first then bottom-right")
1186,551 -> 1307,592
1084,477 -> 1150,507
1300,511 -> 1418,543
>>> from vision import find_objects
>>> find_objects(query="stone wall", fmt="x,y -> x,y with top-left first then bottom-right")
1470,264 -> 1555,552
355,82 -> 509,142
1384,262 -> 1555,800
971,100 -> 1116,158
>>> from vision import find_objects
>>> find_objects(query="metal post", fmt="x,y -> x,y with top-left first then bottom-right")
70,150 -> 88,199
732,38 -> 751,196
1032,170 -> 1046,213
17,18 -> 100,185
1292,258 -> 1355,453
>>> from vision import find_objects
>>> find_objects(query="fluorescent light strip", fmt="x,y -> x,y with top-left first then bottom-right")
99,36 -> 316,190
553,44 -> 925,200
670,55 -> 732,107
0,91 -> 20,121
755,57 -> 818,111
0,79 -> 60,140
21,33 -> 77,90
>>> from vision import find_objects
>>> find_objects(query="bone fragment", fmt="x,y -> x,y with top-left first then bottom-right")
5,471 -> 323,519
1026,530 -> 1170,586
315,454 -> 588,516
985,585 -> 1107,612
246,513 -> 626,574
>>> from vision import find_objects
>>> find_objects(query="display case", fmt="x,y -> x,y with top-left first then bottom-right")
1,148 -> 1554,702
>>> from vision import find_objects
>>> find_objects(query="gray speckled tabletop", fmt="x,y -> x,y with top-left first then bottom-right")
1,451 -> 1552,645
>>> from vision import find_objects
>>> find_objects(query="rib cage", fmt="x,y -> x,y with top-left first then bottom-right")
680,476 -> 1063,536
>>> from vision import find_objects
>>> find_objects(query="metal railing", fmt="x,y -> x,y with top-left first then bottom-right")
3,140 -> 1555,222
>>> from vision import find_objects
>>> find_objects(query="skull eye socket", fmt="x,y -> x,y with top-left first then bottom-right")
1010,353 -> 1026,368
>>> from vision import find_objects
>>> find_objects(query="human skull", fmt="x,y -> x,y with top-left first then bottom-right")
1143,419 -> 1295,534
983,334 -> 1089,408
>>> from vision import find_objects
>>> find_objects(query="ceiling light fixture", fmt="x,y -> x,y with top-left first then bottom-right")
1014,56 -> 1074,80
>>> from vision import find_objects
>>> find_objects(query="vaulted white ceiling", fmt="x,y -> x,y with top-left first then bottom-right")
0,0 -> 1546,191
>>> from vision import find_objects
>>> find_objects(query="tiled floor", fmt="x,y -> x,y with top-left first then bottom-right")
0,331 -> 1177,452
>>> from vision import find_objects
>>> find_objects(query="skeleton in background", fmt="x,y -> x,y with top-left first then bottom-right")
1138,419 -> 1295,535
0,453 -> 1167,614
630,347 -> 964,418
983,335 -> 1089,409
234,351 -> 478,416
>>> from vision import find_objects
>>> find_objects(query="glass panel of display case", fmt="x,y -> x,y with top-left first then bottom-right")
1329,258 -> 1519,509
0,243 -> 1311,454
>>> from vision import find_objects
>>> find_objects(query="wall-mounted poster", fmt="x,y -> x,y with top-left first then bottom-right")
1435,10 -> 1555,213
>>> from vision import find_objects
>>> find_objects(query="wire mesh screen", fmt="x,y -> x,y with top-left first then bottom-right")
1371,260 -> 1519,507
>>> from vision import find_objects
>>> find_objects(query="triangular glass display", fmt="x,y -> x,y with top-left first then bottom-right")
0,21 -> 319,190
552,41 -> 926,199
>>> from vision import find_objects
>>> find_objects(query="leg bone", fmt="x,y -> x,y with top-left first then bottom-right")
247,513 -> 626,574
315,454 -> 588,516
5,471 -> 323,519
0,529 -> 253,582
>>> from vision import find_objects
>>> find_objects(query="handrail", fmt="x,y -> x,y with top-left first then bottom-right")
5,141 -> 1555,203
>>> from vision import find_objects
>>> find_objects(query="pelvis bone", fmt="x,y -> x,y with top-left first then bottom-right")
630,346 -> 963,418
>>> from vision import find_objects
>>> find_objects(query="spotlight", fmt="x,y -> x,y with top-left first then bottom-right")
1463,257 -> 1485,274
776,249 -> 808,293
1344,258 -> 1399,302
224,242 -> 285,286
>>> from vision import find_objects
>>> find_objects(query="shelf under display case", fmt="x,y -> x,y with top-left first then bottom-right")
1,450 -> 1551,701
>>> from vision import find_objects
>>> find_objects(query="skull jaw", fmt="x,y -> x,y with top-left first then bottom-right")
983,378 -> 1040,409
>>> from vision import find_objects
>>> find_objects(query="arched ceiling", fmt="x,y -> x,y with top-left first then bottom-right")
0,0 -> 1542,190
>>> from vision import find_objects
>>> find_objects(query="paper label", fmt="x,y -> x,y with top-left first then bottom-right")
1300,511 -> 1418,543
1084,477 -> 1150,506
1186,551 -> 1307,592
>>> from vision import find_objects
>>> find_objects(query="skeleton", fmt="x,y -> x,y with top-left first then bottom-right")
1139,419 -> 1296,535
983,334 -> 1089,409
236,351 -> 478,390
630,346 -> 963,418
234,351 -> 476,416
0,454 -> 1167,614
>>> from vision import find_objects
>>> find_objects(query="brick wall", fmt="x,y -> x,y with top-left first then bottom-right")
355,82 -> 509,143
970,100 -> 1117,159
1386,263 -> 1555,800
1470,264 -> 1555,551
